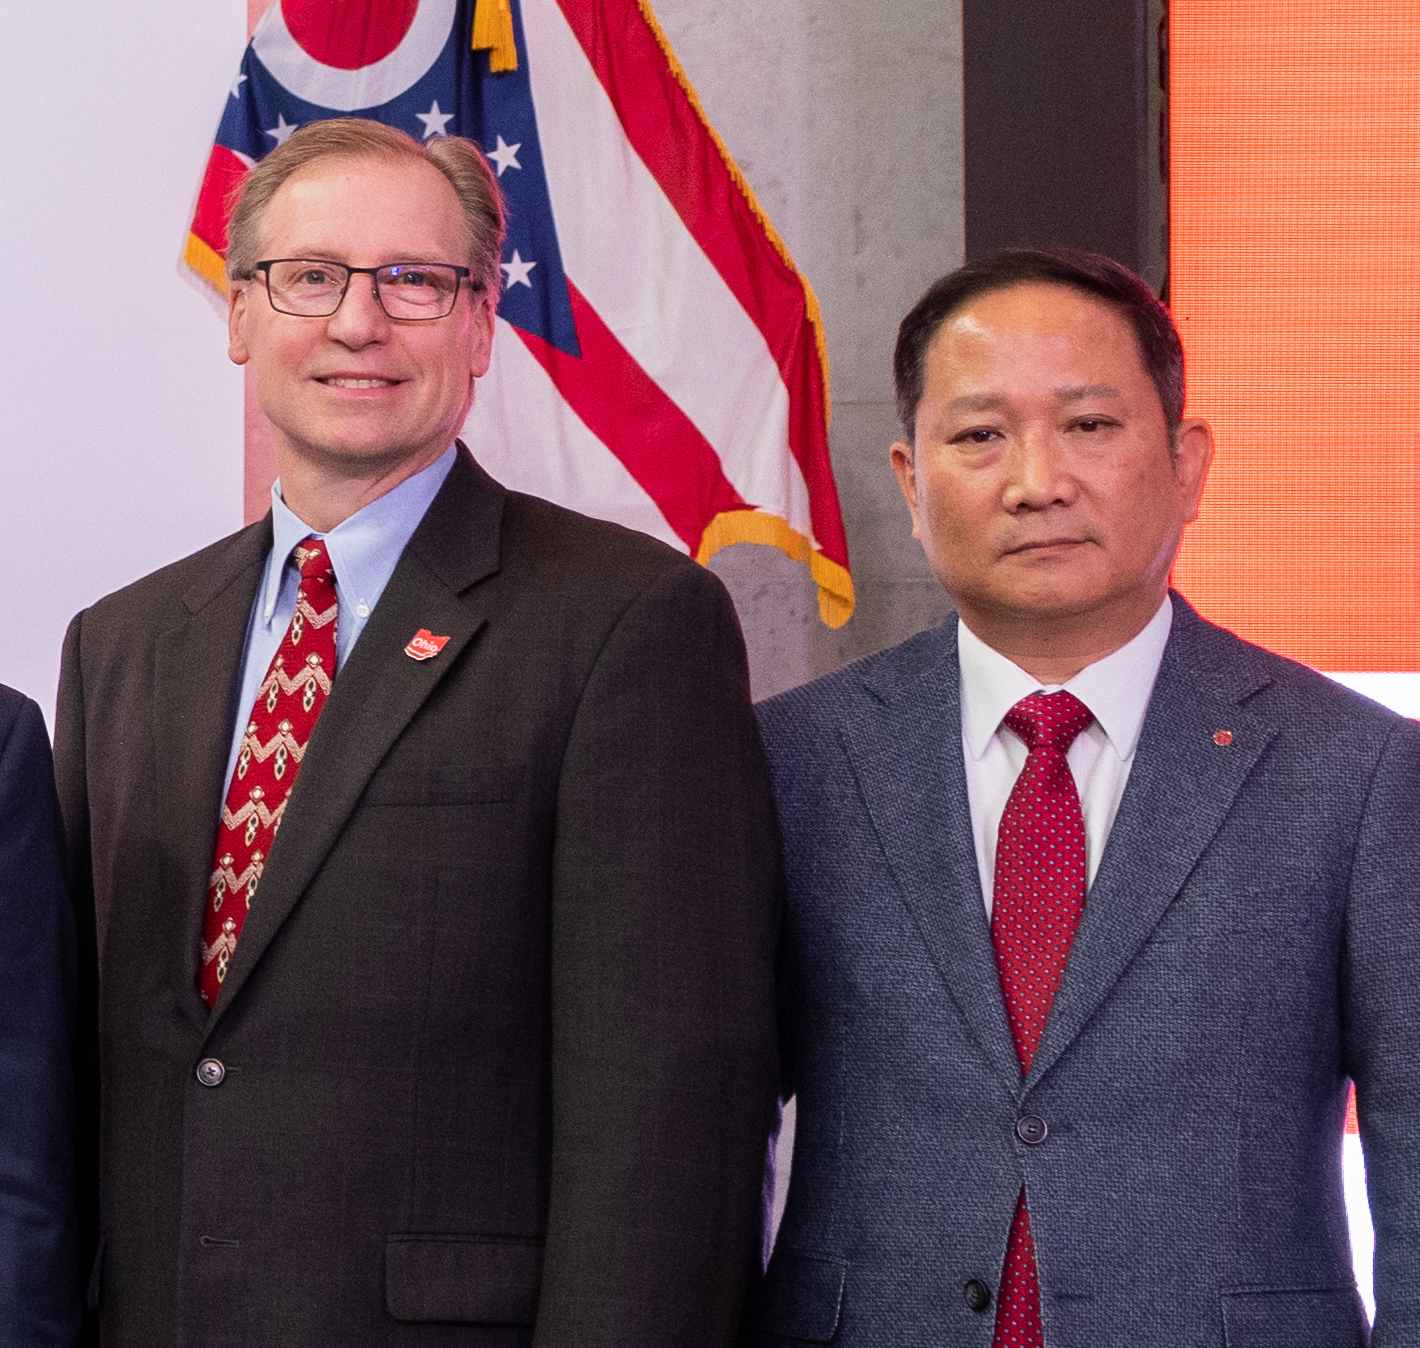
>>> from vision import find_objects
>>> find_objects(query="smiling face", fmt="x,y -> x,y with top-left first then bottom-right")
228,153 -> 494,495
890,281 -> 1213,666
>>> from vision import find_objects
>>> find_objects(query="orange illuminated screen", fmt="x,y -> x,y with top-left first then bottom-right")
1169,3 -> 1420,670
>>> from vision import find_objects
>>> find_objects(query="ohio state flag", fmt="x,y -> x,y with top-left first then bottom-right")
186,0 -> 854,627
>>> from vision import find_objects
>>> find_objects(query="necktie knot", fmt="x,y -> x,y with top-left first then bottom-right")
293,538 -> 335,586
1003,689 -> 1093,755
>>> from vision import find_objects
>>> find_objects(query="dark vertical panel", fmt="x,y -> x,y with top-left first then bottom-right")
964,0 -> 1167,292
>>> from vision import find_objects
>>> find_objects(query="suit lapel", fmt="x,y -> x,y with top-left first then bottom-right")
840,621 -> 1023,1092
1025,598 -> 1279,1088
152,522 -> 272,1032
207,449 -> 506,1027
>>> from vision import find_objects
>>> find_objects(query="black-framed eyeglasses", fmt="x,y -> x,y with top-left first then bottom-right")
251,259 -> 474,320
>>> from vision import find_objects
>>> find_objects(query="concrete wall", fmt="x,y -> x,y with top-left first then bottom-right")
655,0 -> 965,699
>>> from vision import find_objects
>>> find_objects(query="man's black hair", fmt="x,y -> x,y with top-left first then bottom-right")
893,248 -> 1184,441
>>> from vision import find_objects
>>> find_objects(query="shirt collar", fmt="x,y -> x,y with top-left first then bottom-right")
257,445 -> 457,625
959,597 -> 1173,761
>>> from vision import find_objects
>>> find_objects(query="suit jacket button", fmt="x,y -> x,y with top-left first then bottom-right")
964,1278 -> 992,1312
196,1058 -> 226,1088
1016,1114 -> 1048,1145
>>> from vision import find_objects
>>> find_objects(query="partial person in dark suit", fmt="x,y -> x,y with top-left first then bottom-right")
753,250 -> 1420,1346
0,683 -> 79,1345
54,119 -> 779,1348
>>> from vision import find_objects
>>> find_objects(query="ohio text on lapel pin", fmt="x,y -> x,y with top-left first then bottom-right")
405,629 -> 451,662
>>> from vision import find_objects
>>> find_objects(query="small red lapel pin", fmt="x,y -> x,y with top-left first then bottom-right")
1213,729 -> 1234,746
405,629 -> 451,662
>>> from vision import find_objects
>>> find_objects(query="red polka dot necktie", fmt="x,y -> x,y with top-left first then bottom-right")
197,539 -> 338,1007
990,690 -> 1094,1348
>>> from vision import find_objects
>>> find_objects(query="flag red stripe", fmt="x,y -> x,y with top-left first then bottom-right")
516,279 -> 748,551
553,0 -> 848,569
191,144 -> 252,258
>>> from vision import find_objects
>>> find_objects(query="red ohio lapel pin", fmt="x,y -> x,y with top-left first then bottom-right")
405,629 -> 451,662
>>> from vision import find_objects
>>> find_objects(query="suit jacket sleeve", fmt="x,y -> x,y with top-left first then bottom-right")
531,562 -> 781,1348
1341,715 -> 1420,1345
0,687 -> 80,1346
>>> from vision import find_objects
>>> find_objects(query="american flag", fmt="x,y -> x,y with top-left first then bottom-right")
186,0 -> 854,628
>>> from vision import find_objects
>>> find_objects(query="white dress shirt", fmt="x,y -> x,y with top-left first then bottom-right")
958,597 -> 1173,918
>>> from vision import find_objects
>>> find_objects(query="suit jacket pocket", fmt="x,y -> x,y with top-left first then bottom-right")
1221,1286 -> 1367,1347
385,1234 -> 544,1325
753,1249 -> 847,1343
362,762 -> 524,806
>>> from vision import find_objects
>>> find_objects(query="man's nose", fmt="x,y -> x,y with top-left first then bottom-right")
1004,428 -> 1074,510
326,272 -> 389,342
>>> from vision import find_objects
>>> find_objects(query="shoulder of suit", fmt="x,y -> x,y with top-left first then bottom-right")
498,489 -> 717,597
0,684 -> 48,768
0,683 -> 27,742
1170,599 -> 1404,735
759,618 -> 957,735
73,520 -> 270,633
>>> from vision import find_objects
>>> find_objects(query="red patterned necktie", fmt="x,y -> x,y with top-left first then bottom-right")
198,538 -> 338,1007
989,690 -> 1094,1348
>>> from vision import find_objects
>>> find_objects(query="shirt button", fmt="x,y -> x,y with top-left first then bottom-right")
964,1278 -> 992,1312
195,1058 -> 226,1088
1016,1114 -> 1049,1145
356,601 -> 370,618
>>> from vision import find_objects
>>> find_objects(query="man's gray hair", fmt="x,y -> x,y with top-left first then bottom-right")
225,118 -> 506,300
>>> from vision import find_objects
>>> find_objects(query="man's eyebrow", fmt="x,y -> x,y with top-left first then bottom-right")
1055,384 -> 1122,401
279,250 -> 449,263
945,385 -> 1124,413
947,393 -> 1008,413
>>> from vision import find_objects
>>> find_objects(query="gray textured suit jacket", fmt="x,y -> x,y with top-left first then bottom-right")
753,596 -> 1420,1348
54,448 -> 781,1348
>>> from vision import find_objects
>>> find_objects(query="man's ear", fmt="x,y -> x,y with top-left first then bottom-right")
1174,417 -> 1215,524
890,440 -> 924,541
228,281 -> 252,367
468,291 -> 496,380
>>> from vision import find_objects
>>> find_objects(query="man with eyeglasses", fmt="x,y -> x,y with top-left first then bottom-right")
54,119 -> 779,1348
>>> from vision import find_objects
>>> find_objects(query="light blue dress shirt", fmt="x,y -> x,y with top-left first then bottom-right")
220,446 -> 457,796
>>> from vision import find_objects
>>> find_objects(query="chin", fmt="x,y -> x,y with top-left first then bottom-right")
999,586 -> 1112,623
288,421 -> 425,465
988,571 -> 1095,612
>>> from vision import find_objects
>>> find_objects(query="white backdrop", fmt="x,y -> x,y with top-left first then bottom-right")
0,0 -> 247,721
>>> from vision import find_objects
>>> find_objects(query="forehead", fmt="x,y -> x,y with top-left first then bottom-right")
925,282 -> 1150,392
259,154 -> 466,262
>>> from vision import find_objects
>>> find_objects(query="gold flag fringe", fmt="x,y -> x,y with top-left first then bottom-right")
472,0 -> 519,72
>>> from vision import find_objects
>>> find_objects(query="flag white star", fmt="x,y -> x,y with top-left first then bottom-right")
500,250 -> 537,288
230,71 -> 248,99
487,135 -> 522,177
265,114 -> 298,146
416,100 -> 454,140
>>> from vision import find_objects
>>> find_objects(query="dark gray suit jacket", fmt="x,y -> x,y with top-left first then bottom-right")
754,596 -> 1420,1347
0,686 -> 79,1345
54,449 -> 781,1348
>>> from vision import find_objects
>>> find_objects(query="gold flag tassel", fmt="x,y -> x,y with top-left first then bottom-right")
472,0 -> 518,72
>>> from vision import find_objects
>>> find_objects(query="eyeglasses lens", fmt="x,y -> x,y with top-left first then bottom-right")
264,261 -> 460,319
376,265 -> 461,318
